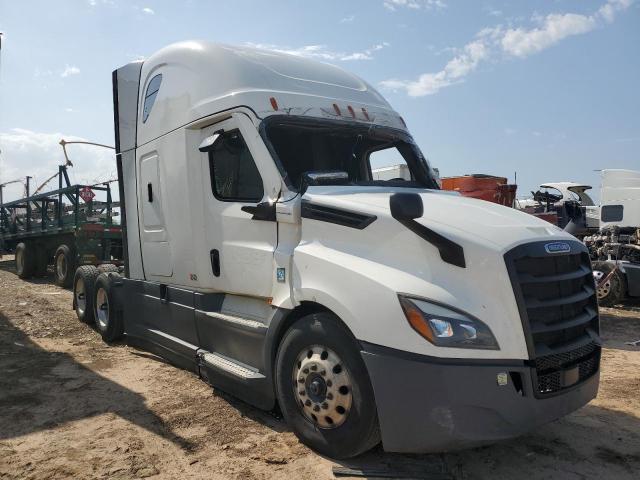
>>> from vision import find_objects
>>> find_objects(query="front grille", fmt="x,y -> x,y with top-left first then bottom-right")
505,241 -> 601,396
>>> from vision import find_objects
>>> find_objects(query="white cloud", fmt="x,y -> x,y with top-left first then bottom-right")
60,65 -> 80,78
65,108 -> 74,113
598,0 -> 632,22
88,0 -> 115,6
380,39 -> 487,96
142,7 -> 154,15
380,0 -> 634,97
340,15 -> 355,23
501,13 -> 596,57
383,0 -> 446,11
0,129 -> 116,202
246,42 -> 390,62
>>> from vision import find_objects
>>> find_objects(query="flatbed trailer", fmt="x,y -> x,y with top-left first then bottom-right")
0,166 -> 123,286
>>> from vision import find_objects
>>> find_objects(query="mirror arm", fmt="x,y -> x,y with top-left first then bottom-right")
242,201 -> 277,221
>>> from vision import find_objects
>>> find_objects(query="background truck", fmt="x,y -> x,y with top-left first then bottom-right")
584,169 -> 640,306
73,41 -> 600,459
0,165 -> 123,286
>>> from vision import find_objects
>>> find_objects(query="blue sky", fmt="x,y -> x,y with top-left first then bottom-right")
0,0 -> 638,202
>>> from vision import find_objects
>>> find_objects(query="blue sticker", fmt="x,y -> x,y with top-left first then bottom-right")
276,268 -> 286,282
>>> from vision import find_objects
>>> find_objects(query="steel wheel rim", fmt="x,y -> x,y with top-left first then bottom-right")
56,254 -> 67,280
593,270 -> 611,299
76,278 -> 86,315
293,345 -> 353,429
96,287 -> 109,329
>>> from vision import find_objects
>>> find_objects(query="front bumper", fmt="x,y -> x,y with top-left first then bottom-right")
361,342 -> 599,453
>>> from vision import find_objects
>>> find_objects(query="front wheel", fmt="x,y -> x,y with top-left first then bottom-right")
275,312 -> 380,459
593,261 -> 626,307
54,244 -> 75,287
15,242 -> 36,279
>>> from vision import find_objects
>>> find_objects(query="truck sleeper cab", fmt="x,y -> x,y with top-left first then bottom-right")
75,41 -> 600,458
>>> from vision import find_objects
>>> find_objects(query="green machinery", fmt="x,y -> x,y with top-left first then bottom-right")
0,165 -> 123,287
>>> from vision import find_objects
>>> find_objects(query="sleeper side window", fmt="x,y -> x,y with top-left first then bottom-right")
208,130 -> 264,202
142,74 -> 162,123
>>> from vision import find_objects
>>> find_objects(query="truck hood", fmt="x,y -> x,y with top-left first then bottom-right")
302,185 -> 572,252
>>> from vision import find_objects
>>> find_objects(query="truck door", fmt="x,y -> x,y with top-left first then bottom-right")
138,150 -> 172,277
198,115 -> 279,298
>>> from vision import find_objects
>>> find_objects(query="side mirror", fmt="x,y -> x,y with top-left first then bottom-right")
198,130 -> 223,152
301,170 -> 349,193
390,192 -> 423,221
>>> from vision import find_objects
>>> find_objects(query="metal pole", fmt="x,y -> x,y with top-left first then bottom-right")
26,176 -> 32,232
0,184 -> 4,233
58,166 -> 63,227
106,182 -> 112,226
74,186 -> 79,229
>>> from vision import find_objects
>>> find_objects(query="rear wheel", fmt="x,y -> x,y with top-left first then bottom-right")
54,244 -> 75,287
15,242 -> 36,279
94,272 -> 124,342
97,264 -> 119,274
593,261 -> 626,307
74,265 -> 100,324
275,312 -> 380,459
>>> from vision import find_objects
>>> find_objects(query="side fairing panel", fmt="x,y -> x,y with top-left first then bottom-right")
113,61 -> 144,279
120,149 -> 145,279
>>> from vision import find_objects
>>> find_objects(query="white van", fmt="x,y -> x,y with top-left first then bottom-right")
74,41 -> 600,458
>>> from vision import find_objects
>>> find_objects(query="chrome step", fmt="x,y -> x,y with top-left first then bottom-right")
199,351 -> 265,380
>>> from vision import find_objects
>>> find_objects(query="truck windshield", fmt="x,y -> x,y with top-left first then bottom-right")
262,116 -> 440,191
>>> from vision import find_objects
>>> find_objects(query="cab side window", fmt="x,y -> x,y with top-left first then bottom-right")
208,130 -> 264,202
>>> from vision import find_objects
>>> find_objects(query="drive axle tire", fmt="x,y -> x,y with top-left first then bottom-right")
97,264 -> 119,274
94,272 -> 124,343
74,265 -> 100,324
275,312 -> 380,459
15,242 -> 36,279
54,244 -> 75,287
593,261 -> 626,307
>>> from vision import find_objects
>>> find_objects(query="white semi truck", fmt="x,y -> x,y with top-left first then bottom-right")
74,42 -> 601,458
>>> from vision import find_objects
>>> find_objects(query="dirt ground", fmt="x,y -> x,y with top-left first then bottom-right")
0,256 -> 639,480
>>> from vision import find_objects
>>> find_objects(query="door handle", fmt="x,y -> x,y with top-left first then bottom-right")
210,249 -> 220,277
147,183 -> 153,202
241,201 -> 276,221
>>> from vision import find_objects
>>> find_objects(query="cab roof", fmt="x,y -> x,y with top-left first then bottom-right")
135,41 -> 406,145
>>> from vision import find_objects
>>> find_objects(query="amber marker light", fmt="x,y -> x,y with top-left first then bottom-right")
399,296 -> 435,344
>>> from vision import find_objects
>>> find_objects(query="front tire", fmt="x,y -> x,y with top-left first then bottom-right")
15,242 -> 36,279
94,272 -> 124,342
275,312 -> 380,459
54,244 -> 75,287
593,261 -> 626,307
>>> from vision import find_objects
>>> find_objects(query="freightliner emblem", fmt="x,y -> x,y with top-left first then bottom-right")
544,242 -> 571,254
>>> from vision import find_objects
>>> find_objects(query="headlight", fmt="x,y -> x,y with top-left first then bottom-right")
398,295 -> 499,350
